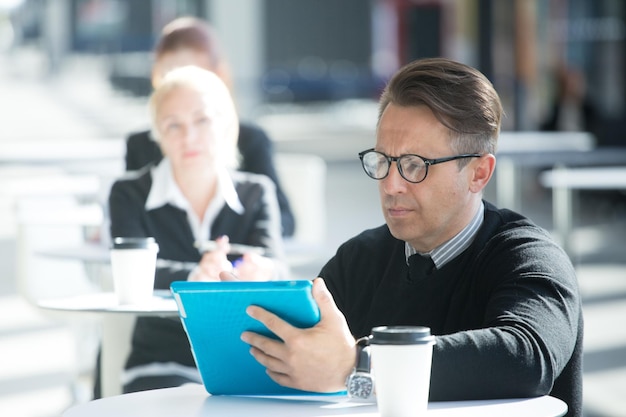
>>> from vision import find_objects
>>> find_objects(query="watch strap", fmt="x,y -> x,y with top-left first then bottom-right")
354,336 -> 371,373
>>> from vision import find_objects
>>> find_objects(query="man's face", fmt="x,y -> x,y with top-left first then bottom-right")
375,103 -> 480,252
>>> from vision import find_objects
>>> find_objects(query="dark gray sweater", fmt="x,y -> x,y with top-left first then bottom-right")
321,202 -> 582,417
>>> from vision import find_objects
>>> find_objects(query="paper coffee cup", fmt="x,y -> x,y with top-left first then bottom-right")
370,326 -> 436,417
110,237 -> 159,304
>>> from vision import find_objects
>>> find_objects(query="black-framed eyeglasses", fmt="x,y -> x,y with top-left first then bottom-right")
358,148 -> 482,184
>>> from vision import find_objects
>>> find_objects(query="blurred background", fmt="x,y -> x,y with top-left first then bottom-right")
4,0 -> 626,133
1,0 -> 625,416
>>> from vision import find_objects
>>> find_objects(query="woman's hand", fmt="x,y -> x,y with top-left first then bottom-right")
189,236 -> 233,281
232,253 -> 275,281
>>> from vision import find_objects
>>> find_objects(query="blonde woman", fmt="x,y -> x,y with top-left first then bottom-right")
125,16 -> 295,237
108,65 -> 285,393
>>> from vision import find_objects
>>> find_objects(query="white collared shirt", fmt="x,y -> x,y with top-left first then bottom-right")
405,202 -> 485,269
123,160 -> 245,386
145,158 -> 244,243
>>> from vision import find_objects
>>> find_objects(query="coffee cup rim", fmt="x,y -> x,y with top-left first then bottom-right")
370,325 -> 436,345
111,237 -> 159,250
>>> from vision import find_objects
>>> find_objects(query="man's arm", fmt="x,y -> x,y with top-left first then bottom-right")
429,229 -> 582,401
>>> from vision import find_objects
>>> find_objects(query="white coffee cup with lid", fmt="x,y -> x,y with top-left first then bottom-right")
370,326 -> 436,417
110,237 -> 159,304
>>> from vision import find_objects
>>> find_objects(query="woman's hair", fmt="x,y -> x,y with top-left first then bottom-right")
378,58 -> 503,156
154,17 -> 223,69
151,17 -> 233,94
149,65 -> 239,169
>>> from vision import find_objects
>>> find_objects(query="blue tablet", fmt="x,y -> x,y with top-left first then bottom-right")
170,280 -> 321,395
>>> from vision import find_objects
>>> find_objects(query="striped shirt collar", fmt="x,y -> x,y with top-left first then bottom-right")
405,202 -> 485,269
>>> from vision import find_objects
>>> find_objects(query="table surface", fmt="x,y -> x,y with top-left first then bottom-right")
37,291 -> 178,316
36,240 -> 324,267
540,166 -> 626,189
63,383 -> 567,417
36,242 -> 111,263
497,146 -> 626,165
497,131 -> 594,153
0,139 -> 124,164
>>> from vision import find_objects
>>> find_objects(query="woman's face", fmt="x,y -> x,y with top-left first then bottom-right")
155,85 -> 226,173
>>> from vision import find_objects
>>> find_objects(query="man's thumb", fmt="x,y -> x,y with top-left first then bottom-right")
312,277 -> 338,318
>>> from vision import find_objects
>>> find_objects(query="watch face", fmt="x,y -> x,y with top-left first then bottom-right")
347,373 -> 374,400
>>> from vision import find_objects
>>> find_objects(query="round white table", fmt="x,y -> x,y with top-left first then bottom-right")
63,383 -> 568,417
37,291 -> 178,315
38,291 -> 179,398
35,242 -> 111,265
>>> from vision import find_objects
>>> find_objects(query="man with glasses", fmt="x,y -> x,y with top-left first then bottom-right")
237,58 -> 582,417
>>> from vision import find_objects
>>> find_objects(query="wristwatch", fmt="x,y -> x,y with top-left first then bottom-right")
346,336 -> 375,401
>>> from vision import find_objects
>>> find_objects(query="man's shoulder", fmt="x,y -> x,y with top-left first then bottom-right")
321,225 -> 402,282
483,201 -> 550,239
338,224 -> 399,255
479,201 -> 569,266
358,224 -> 395,241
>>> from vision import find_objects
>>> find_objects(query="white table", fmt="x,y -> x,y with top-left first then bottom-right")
1,174 -> 103,198
36,242 -> 111,264
0,138 -> 126,178
37,291 -> 178,315
36,242 -> 112,288
0,139 -> 124,165
494,131 -> 597,211
38,292 -> 179,398
540,166 -> 626,257
62,383 -> 568,417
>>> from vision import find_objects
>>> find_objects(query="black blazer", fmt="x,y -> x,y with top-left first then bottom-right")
125,122 -> 295,237
108,167 -> 285,369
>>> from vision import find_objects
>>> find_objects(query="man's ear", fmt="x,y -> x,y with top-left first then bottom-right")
469,154 -> 496,193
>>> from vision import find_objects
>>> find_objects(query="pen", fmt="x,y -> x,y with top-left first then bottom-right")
194,240 -> 267,256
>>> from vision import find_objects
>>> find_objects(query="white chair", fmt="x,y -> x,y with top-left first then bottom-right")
15,195 -> 103,299
14,194 -> 105,402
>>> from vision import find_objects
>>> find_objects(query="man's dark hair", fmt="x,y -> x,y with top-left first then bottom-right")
378,58 -> 503,155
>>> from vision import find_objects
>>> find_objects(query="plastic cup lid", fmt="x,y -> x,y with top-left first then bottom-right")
111,237 -> 159,250
370,326 -> 436,345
